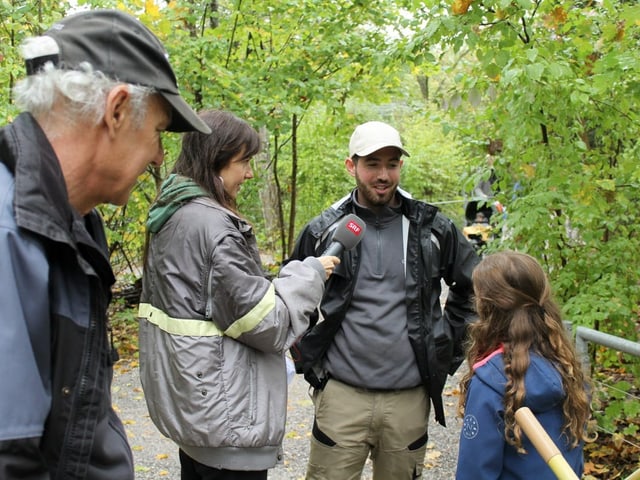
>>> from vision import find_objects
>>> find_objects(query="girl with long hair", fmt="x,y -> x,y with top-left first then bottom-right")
456,250 -> 591,479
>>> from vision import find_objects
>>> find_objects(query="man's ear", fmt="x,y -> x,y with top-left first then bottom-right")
104,85 -> 130,138
345,156 -> 356,177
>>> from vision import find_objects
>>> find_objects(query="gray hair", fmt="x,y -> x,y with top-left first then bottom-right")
14,36 -> 155,129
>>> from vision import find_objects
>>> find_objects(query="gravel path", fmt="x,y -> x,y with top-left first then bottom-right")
112,360 -> 464,479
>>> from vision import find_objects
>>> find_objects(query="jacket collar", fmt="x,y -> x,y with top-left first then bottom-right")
147,174 -> 208,234
1,112 -> 114,282
320,188 -> 439,233
2,112 -> 75,243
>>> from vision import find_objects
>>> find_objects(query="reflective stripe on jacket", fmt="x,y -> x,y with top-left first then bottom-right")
138,197 -> 326,470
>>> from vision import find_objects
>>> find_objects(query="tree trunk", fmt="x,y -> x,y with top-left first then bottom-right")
255,126 -> 281,258
288,114 -> 298,256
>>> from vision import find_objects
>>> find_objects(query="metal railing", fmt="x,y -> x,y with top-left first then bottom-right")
573,325 -> 640,374
568,324 -> 640,480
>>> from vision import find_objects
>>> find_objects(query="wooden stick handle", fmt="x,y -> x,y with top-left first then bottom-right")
514,407 -> 579,480
625,468 -> 640,480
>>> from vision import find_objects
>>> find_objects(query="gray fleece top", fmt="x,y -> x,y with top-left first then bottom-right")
325,197 -> 421,389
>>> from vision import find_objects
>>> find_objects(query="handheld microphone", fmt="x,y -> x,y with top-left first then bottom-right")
321,214 -> 366,257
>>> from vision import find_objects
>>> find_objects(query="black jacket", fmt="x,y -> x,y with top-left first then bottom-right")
0,113 -> 133,479
289,191 -> 479,425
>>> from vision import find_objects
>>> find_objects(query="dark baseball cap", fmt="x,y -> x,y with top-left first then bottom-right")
27,9 -> 210,134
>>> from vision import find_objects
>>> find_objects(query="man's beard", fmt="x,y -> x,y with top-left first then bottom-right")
357,181 -> 397,207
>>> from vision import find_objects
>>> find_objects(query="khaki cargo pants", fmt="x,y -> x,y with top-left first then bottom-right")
306,378 -> 430,480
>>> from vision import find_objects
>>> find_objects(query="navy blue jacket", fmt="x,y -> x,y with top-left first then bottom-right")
0,113 -> 133,479
456,348 -> 584,479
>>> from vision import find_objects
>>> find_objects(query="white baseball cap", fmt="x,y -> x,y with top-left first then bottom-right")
348,121 -> 410,158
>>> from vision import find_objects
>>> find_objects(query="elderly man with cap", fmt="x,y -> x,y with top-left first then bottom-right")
288,121 -> 480,479
0,9 -> 208,479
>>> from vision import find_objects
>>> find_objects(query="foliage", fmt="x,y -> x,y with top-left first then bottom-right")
108,299 -> 141,359
99,172 -> 159,281
402,0 -> 640,465
2,0 -> 639,472
404,1 -> 640,325
0,0 -> 70,122
400,109 -> 469,222
0,0 -> 470,261
586,360 -> 640,478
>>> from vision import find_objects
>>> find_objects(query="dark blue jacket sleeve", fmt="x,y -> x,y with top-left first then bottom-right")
456,376 -> 505,479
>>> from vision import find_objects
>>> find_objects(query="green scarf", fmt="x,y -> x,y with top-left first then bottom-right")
147,174 -> 208,233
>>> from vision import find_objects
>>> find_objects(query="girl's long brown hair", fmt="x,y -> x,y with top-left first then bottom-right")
458,251 -> 591,451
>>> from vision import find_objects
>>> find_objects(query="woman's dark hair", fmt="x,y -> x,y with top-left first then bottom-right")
172,110 -> 261,210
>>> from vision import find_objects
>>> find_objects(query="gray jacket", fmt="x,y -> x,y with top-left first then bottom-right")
138,197 -> 326,470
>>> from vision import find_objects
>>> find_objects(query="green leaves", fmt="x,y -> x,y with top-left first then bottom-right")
411,19 -> 640,450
